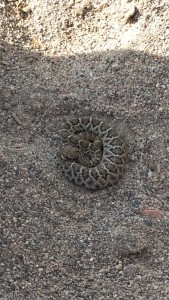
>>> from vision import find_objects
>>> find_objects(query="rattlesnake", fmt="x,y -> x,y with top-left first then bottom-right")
56,117 -> 127,190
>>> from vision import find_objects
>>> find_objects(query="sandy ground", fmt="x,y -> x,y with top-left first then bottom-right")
0,0 -> 169,299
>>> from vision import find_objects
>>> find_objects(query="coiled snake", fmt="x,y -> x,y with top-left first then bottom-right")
56,117 -> 127,190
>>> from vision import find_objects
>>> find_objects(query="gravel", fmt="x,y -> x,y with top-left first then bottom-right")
0,0 -> 169,299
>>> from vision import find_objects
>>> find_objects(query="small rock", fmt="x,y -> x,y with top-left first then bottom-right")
9,85 -> 15,90
163,192 -> 169,200
115,262 -> 123,271
149,163 -> 156,171
119,270 -> 124,275
147,169 -> 152,178
120,5 -> 138,24
3,103 -> 11,110
111,63 -> 121,71
18,2 -> 32,13
111,224 -> 148,256
61,93 -> 78,99
94,2 -> 109,12
133,288 -> 141,299
142,209 -> 164,220
68,0 -> 75,7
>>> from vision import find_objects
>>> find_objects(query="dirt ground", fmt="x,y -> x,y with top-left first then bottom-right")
0,0 -> 169,299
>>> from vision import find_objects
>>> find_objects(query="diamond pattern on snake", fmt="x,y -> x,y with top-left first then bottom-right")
56,117 -> 127,190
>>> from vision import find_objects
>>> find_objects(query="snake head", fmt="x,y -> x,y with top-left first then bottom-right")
58,145 -> 79,160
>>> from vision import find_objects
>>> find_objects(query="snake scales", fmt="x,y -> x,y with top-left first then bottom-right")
56,117 -> 127,190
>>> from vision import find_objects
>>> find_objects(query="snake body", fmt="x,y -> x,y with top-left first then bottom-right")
56,117 -> 127,190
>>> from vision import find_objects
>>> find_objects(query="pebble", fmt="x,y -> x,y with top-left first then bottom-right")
120,5 -> 138,24
111,224 -> 148,256
142,209 -> 164,220
115,262 -> 123,271
111,63 -> 121,71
